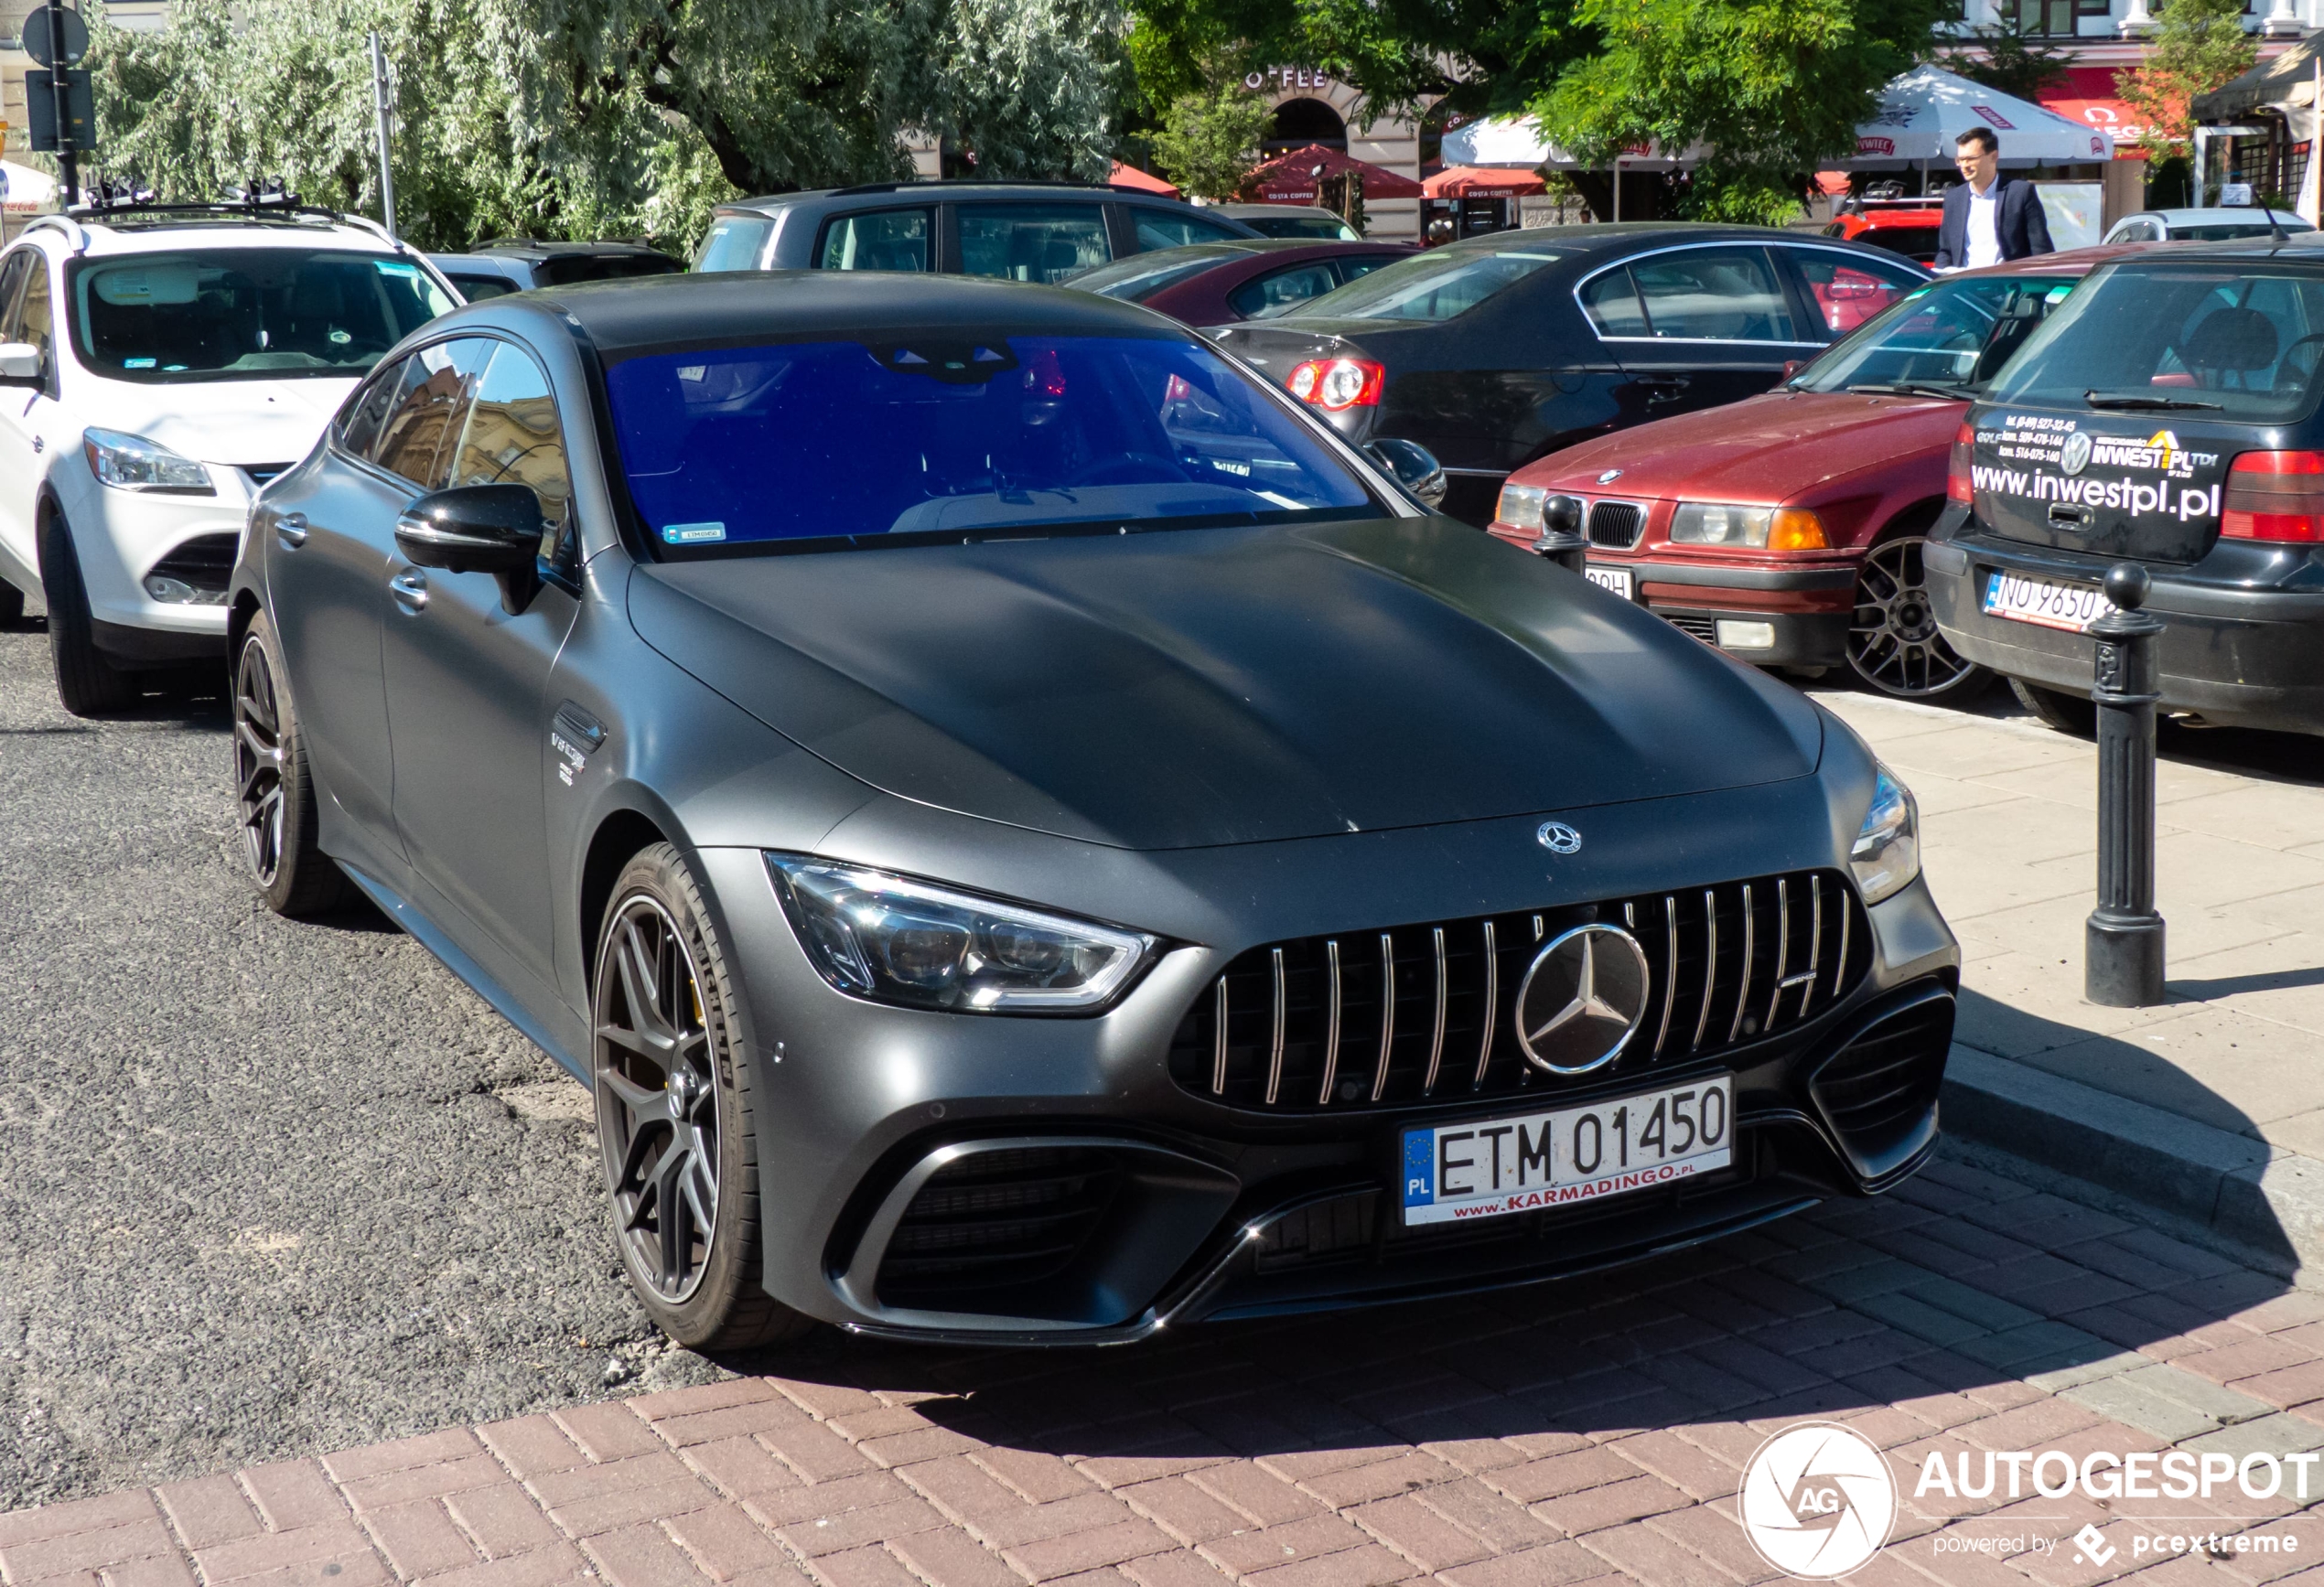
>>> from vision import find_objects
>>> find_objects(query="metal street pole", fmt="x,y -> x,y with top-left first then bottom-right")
369,30 -> 397,238
48,5 -> 77,207
2085,563 -> 2168,1006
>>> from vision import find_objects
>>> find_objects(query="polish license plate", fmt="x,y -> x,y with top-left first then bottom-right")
1585,564 -> 1634,600
1399,1076 -> 1733,1228
1982,570 -> 2116,633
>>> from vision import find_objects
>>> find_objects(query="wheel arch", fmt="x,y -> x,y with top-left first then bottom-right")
1871,496 -> 1946,542
580,807 -> 672,993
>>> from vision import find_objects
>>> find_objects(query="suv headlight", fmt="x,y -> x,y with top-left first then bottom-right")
1850,765 -> 1921,905
766,854 -> 1157,1013
82,428 -> 214,494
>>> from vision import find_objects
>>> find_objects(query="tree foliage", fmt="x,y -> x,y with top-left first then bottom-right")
85,0 -> 1124,252
2115,0 -> 2257,161
1147,82 -> 1273,199
1946,16 -> 2072,102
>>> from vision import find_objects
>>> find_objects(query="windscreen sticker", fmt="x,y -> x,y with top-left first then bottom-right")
661,521 -> 726,544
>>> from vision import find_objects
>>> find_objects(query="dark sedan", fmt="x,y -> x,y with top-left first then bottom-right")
226,272 -> 1958,1349
1215,224 -> 1930,521
1067,238 -> 1409,327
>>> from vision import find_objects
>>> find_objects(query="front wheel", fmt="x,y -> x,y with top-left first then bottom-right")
233,614 -> 357,917
593,844 -> 813,1352
1846,535 -> 1985,700
39,510 -> 134,716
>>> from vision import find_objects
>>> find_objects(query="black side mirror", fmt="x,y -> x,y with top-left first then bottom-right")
395,483 -> 545,613
1362,437 -> 1448,509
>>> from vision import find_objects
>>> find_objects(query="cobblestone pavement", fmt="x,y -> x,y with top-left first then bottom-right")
8,1155 -> 2324,1587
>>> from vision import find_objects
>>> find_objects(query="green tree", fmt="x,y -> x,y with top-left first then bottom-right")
1148,81 -> 1273,199
2115,0 -> 2257,163
1947,16 -> 2072,102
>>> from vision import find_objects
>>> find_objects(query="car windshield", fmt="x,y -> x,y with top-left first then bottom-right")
1985,262 -> 2324,422
1070,248 -> 1255,302
70,249 -> 454,381
1288,246 -> 1558,322
1246,214 -> 1357,241
1794,273 -> 2077,394
605,333 -> 1383,553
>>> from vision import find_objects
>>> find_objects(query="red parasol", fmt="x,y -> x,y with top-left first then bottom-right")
1108,162 -> 1181,197
1422,166 -> 1546,198
1243,144 -> 1425,204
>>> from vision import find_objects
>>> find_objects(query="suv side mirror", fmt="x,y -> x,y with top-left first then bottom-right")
0,343 -> 42,388
395,483 -> 545,613
1362,437 -> 1448,509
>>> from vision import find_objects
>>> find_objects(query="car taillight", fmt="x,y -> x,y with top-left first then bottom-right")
1286,358 -> 1385,412
2222,450 -> 2324,542
1947,423 -> 1974,505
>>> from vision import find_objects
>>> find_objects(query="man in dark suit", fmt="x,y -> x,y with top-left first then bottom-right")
1931,127 -> 2054,271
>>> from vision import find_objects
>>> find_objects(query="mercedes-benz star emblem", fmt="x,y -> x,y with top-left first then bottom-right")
1597,468 -> 1623,484
2060,430 -> 2092,477
1514,924 -> 1650,1075
1536,820 -> 1582,854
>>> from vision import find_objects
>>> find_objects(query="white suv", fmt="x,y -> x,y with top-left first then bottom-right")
0,206 -> 457,713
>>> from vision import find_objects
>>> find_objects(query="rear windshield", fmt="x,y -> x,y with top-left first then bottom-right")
1985,262 -> 2324,423
70,249 -> 453,381
1796,273 -> 2076,393
1245,214 -> 1358,241
537,252 -> 682,286
1071,248 -> 1253,302
2172,220 -> 2312,241
605,334 -> 1381,553
1290,247 -> 1558,322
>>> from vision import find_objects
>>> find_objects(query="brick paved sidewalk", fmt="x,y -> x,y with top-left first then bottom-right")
9,1157 -> 2324,1587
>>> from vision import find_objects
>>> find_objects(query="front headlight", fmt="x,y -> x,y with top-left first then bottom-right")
1496,483 -> 1546,530
82,428 -> 214,494
1668,503 -> 1828,550
765,854 -> 1157,1013
1850,764 -> 1921,905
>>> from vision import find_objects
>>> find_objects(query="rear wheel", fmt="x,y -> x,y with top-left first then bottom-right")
593,844 -> 813,1352
1846,534 -> 1985,700
39,509 -> 135,716
2009,676 -> 2098,737
233,614 -> 358,917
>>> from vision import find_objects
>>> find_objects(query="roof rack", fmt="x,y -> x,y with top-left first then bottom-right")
24,213 -> 90,253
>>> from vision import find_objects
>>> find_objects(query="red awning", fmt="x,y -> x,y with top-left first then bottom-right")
1108,161 -> 1179,197
2039,66 -> 2161,159
1423,166 -> 1546,198
1244,143 -> 1425,203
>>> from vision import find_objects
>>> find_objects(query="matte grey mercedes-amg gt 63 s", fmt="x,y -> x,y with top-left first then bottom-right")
229,272 -> 1959,1349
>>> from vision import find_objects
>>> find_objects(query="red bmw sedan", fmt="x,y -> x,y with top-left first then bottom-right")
1486,246 -> 2147,698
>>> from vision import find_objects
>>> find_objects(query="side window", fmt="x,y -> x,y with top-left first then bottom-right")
1790,251 -> 1921,338
1630,247 -> 1799,342
815,209 -> 931,272
15,262 -> 54,367
1334,258 -> 1389,285
1134,211 -> 1246,251
1577,268 -> 1648,337
1228,262 -> 1340,319
446,343 -> 573,561
0,252 -> 31,342
959,205 -> 1112,284
338,357 -> 407,457
694,215 -> 772,273
372,338 -> 491,488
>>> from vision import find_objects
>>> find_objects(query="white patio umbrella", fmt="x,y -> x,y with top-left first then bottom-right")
1,160 -> 59,213
1848,65 -> 2109,167
1438,116 -> 1692,171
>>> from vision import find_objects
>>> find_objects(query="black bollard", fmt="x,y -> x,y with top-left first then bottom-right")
2086,562 -> 2167,1007
1533,494 -> 1589,574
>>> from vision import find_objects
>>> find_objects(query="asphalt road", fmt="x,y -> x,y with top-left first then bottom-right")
0,605 -> 722,1513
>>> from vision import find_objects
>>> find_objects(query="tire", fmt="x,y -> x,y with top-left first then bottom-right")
593,843 -> 813,1352
1846,533 -> 1987,700
39,509 -> 135,716
2009,676 -> 2098,737
232,613 -> 358,917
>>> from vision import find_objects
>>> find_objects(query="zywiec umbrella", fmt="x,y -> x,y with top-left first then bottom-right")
1243,143 -> 1424,204
1108,162 -> 1180,198
1424,166 -> 1547,198
1,160 -> 59,214
1849,65 -> 2107,166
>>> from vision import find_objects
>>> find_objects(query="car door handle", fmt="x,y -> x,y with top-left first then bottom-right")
274,511 -> 308,548
389,568 -> 429,613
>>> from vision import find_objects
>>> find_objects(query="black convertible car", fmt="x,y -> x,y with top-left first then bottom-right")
1215,223 -> 1929,521
230,272 -> 1959,1348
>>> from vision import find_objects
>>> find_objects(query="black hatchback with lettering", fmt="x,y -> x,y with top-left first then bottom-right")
1926,246 -> 2324,735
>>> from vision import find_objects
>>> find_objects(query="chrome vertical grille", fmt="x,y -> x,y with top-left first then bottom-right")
1169,868 -> 1867,1113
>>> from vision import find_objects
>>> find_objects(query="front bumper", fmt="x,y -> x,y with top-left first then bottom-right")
694,783 -> 1960,1345
1926,530 -> 2324,734
54,464 -> 251,658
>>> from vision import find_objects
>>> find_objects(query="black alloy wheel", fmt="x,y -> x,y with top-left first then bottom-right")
1847,536 -> 1985,700
591,846 -> 812,1349
231,614 -> 354,917
234,634 -> 288,888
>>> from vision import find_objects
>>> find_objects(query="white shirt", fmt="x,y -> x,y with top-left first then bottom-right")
1964,185 -> 2003,270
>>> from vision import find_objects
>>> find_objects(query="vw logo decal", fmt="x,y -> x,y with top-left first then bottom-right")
1536,821 -> 1582,854
1597,468 -> 1623,485
2060,430 -> 2092,477
1513,924 -> 1651,1075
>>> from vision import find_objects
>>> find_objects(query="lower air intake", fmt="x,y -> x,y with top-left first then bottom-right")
874,1146 -> 1120,1308
1809,991 -> 1953,1180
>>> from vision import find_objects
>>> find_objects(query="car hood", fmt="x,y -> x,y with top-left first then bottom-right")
1514,391 -> 1964,504
627,519 -> 1824,852
80,376 -> 353,467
